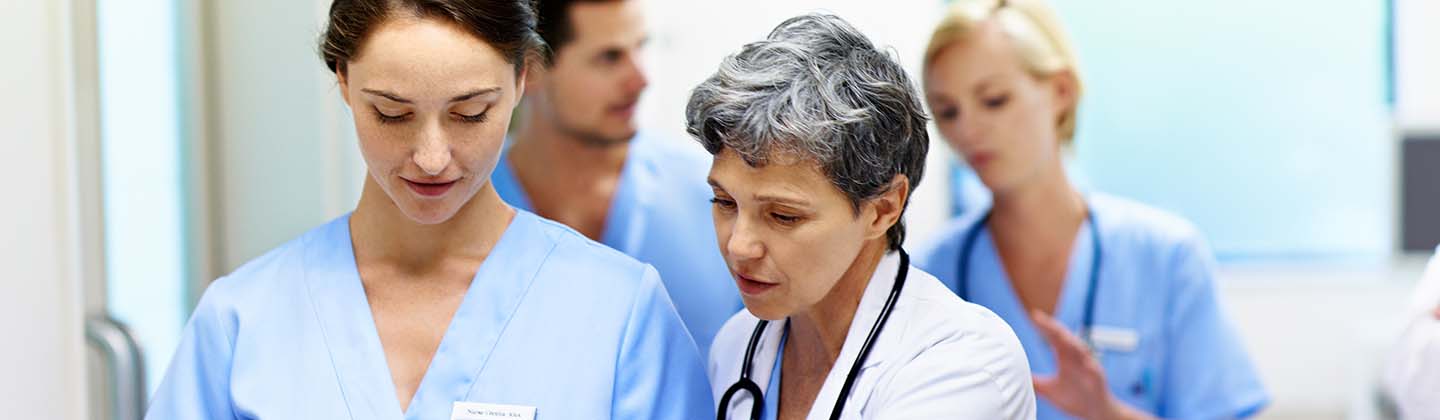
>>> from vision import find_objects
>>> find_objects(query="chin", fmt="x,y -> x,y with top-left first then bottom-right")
740,299 -> 790,321
972,171 -> 1014,194
597,123 -> 637,144
615,126 -> 638,142
398,202 -> 461,225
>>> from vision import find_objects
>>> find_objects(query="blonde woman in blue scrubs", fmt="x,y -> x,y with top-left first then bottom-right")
144,1 -> 711,418
915,0 -> 1269,419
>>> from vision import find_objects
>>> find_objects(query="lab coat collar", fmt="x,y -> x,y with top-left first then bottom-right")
808,251 -> 905,408
750,251 -> 905,419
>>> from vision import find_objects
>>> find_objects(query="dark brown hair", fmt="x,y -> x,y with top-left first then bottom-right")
319,0 -> 548,76
535,0 -> 613,60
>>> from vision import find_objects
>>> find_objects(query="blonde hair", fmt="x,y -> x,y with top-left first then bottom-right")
924,0 -> 1083,142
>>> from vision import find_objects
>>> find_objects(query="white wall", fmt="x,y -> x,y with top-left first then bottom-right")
642,0 -> 953,238
0,0 -> 90,418
203,0 -> 364,275
1397,0 -> 1440,132
1219,262 -> 1424,419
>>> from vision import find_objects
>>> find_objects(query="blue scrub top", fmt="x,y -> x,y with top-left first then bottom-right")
146,210 -> 714,420
492,132 -> 742,358
762,325 -> 787,420
914,193 -> 1269,420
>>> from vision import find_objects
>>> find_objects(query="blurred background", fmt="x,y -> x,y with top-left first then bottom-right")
2,0 -> 1437,418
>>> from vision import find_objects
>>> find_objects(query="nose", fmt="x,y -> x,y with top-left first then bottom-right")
955,119 -> 984,150
624,54 -> 648,95
413,122 -> 451,176
724,215 -> 764,261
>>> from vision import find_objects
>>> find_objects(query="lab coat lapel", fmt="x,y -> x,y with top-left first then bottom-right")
808,252 -> 903,419
725,318 -> 787,419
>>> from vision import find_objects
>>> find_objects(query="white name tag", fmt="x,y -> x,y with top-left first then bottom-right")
1087,326 -> 1139,352
451,402 -> 537,420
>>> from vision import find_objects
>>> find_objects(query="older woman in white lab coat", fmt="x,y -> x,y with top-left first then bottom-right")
686,14 -> 1036,420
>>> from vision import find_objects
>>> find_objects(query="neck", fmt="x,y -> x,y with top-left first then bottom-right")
788,239 -> 890,364
509,106 -> 630,180
349,176 -> 515,272
989,157 -> 1086,246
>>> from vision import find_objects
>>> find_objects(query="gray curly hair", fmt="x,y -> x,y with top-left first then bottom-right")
685,13 -> 930,250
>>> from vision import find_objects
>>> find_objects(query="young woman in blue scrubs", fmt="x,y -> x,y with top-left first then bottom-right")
144,1 -> 712,419
915,0 -> 1269,419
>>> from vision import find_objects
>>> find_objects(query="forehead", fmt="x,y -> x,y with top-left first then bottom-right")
927,22 -> 1025,90
709,148 -> 841,201
347,17 -> 516,94
565,1 -> 646,47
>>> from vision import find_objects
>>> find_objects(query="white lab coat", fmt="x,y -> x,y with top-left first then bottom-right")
709,252 -> 1037,419
1384,246 -> 1440,420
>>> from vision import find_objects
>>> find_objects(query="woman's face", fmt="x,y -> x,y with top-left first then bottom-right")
707,148 -> 895,320
924,21 -> 1074,194
338,17 -> 524,224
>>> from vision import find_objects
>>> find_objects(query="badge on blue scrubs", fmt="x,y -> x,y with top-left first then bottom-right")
450,402 -> 536,420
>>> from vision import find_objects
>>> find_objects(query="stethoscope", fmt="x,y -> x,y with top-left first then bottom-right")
716,250 -> 910,420
956,206 -> 1103,355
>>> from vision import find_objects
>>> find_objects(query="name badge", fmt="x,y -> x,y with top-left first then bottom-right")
1087,325 -> 1139,353
451,402 -> 537,420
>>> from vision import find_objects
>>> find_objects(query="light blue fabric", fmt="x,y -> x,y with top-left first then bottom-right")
492,132 -> 742,358
914,193 -> 1269,420
761,323 -> 787,420
145,210 -> 714,420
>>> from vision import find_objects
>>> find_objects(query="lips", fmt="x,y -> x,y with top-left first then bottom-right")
609,99 -> 639,117
967,151 -> 996,168
404,178 -> 458,197
735,273 -> 778,296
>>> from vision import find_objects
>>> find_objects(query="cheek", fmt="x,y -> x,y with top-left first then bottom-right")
779,219 -> 868,299
711,212 -> 734,251
938,122 -> 967,152
355,129 -> 407,171
563,73 -> 611,107
452,125 -> 506,165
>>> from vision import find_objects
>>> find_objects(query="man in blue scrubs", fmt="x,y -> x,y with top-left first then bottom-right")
495,0 -> 741,357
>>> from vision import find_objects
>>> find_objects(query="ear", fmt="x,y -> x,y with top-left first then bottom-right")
336,70 -> 352,105
1046,69 -> 1078,116
514,64 -> 529,104
523,62 -> 547,95
864,175 -> 910,241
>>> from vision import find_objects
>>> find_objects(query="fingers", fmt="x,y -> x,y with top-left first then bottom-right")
1432,305 -> 1440,320
1030,310 -> 1091,366
1032,374 -> 1058,398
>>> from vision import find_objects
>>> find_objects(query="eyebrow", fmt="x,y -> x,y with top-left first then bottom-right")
755,194 -> 810,207
360,87 -> 502,104
971,76 -> 1003,95
707,178 -> 811,206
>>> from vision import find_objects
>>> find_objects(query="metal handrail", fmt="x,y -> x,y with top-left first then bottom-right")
85,316 -> 146,420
